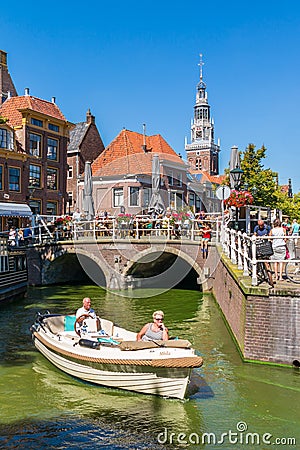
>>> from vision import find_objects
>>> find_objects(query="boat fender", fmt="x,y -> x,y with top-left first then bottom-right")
79,338 -> 100,349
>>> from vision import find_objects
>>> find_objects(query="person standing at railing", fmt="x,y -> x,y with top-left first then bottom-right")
72,208 -> 82,222
270,219 -> 286,282
253,220 -> 271,237
200,223 -> 211,258
291,219 -> 300,246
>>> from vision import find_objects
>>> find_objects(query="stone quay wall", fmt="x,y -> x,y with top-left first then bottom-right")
212,249 -> 300,365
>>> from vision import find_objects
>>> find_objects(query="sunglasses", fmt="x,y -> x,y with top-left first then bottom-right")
155,317 -> 163,321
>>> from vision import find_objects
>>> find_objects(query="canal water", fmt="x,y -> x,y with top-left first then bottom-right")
0,285 -> 299,449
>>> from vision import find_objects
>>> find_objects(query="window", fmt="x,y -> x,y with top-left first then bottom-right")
167,171 -> 173,186
67,165 -> 73,179
175,173 -> 182,187
143,187 -> 151,207
48,123 -> 59,132
29,200 -> 41,215
0,128 -> 13,150
67,192 -> 73,207
47,168 -> 58,190
129,187 -> 139,206
195,159 -> 202,170
0,166 -> 2,190
47,201 -> 57,215
47,138 -> 58,160
31,118 -> 43,127
9,167 -> 20,191
113,188 -> 124,207
189,193 -> 195,207
0,255 -> 9,272
29,133 -> 41,157
29,165 -> 41,188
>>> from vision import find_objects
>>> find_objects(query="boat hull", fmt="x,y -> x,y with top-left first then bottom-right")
34,336 -> 191,399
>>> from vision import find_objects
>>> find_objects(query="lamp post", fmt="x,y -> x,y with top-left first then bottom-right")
230,166 -> 244,230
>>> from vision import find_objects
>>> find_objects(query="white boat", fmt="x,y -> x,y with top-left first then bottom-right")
31,312 -> 203,400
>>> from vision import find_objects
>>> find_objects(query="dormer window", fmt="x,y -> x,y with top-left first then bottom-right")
0,128 -> 13,150
31,118 -> 43,127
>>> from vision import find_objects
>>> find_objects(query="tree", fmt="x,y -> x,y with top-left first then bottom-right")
240,144 -> 278,208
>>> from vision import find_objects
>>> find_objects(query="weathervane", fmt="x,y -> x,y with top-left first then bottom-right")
198,53 -> 204,81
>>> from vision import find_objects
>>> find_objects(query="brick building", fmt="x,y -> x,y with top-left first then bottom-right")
67,109 -> 104,212
0,89 -> 73,218
0,50 -> 17,104
77,129 -> 188,215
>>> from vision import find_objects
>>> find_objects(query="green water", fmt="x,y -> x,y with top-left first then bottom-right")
0,285 -> 299,449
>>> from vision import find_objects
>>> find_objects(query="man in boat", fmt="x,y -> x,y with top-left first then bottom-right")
76,297 -> 97,322
136,310 -> 169,341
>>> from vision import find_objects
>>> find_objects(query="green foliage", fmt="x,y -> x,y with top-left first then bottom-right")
240,144 -> 278,208
275,190 -> 300,221
225,143 -> 300,218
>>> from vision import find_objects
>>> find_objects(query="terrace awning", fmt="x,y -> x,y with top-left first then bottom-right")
0,202 -> 32,217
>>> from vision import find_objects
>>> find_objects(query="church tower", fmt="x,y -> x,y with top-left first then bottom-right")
185,54 -> 220,175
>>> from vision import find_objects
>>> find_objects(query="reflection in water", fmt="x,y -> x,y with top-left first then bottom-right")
0,285 -> 300,449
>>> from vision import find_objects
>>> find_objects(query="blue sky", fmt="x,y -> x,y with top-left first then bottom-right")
2,0 -> 300,189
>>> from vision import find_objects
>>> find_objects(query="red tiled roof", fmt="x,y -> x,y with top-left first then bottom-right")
189,169 -> 225,185
92,129 -> 185,177
0,95 -> 67,126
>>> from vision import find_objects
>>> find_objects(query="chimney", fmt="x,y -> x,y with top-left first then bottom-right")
7,91 -> 11,99
24,87 -> 30,96
142,123 -> 147,152
86,108 -> 95,124
51,96 -> 56,104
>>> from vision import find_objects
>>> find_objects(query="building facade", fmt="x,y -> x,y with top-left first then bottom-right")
67,109 -> 105,212
0,50 -> 17,105
185,54 -> 220,175
0,89 -> 73,217
77,129 -> 188,216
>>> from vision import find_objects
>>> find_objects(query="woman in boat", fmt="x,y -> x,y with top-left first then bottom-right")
137,310 -> 169,341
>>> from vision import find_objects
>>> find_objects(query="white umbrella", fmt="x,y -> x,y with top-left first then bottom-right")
148,154 -> 165,214
83,161 -> 95,221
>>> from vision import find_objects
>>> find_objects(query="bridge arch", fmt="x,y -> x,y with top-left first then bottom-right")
42,247 -> 109,287
124,245 -> 204,290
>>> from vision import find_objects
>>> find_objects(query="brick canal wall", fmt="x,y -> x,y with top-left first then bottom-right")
212,249 -> 300,365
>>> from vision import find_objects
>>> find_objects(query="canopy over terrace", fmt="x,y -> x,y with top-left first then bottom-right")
0,202 -> 32,231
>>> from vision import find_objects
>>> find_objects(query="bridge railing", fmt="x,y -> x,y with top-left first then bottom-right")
222,227 -> 300,286
21,215 -> 221,244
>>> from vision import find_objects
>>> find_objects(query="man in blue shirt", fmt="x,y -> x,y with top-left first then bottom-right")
253,220 -> 271,236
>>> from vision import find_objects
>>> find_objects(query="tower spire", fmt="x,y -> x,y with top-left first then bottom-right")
185,54 -> 220,175
198,53 -> 204,81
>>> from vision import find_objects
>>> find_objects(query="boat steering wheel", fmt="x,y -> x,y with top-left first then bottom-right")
74,314 -> 101,336
74,314 -> 92,336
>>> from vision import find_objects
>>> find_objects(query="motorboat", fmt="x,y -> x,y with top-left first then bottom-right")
31,312 -> 203,400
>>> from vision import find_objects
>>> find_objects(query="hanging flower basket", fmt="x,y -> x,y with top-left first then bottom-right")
225,190 -> 254,208
54,215 -> 72,227
116,213 -> 132,224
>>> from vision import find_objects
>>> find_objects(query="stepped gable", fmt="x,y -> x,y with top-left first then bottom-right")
0,95 -> 67,126
92,129 -> 184,177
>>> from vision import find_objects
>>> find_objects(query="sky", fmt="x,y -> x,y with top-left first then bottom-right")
2,0 -> 300,189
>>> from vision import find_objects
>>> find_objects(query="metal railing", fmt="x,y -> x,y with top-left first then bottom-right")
222,228 -> 300,286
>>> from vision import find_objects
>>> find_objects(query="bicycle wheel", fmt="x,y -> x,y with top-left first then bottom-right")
263,261 -> 274,288
257,261 -> 274,287
285,261 -> 300,283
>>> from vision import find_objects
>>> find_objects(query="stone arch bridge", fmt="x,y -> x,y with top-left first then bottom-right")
26,238 -> 218,292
